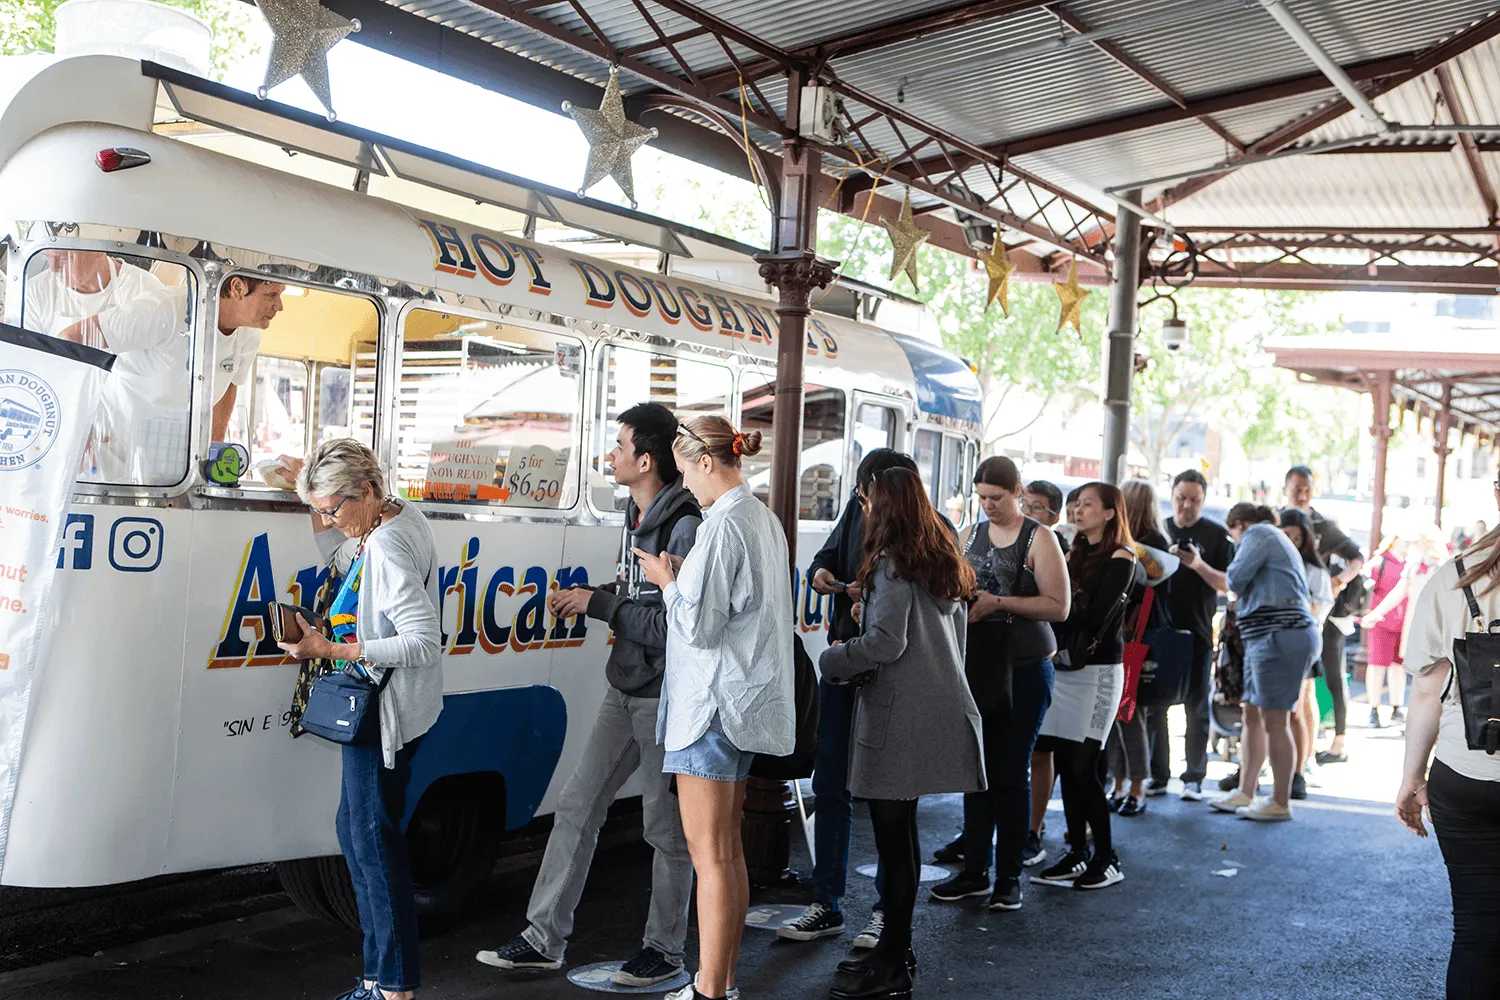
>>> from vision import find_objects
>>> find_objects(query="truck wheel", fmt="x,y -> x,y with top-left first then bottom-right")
275,857 -> 345,925
407,773 -> 505,928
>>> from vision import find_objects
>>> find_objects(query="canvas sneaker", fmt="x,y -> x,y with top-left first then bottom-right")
776,901 -> 844,941
476,936 -> 563,971
851,909 -> 884,950
611,947 -> 683,987
1210,790 -> 1254,813
1180,781 -> 1204,802
1237,798 -> 1294,822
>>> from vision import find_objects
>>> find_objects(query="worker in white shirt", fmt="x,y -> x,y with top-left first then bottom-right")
23,249 -> 189,483
212,275 -> 286,442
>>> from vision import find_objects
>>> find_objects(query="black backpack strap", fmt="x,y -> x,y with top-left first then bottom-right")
1457,557 -> 1485,629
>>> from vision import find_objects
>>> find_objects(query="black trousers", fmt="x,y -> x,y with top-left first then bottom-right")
1428,758 -> 1500,1000
1049,737 -> 1111,860
1321,620 -> 1349,737
867,799 -> 920,966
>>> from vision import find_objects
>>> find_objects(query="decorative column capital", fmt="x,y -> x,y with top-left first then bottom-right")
754,249 -> 838,315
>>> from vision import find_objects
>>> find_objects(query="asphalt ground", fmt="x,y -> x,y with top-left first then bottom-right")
1,706 -> 1451,1000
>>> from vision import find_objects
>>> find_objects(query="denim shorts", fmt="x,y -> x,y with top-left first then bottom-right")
662,712 -> 755,783
1243,623 -> 1322,711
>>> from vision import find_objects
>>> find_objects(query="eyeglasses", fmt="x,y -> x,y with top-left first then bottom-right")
312,495 -> 353,518
1021,499 -> 1056,517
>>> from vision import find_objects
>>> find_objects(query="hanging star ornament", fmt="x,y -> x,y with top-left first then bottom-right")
1054,257 -> 1092,334
255,0 -> 359,121
880,190 -> 929,291
978,241 -> 1015,315
562,67 -> 659,207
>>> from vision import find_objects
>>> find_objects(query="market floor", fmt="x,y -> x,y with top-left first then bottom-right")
6,714 -> 1449,1000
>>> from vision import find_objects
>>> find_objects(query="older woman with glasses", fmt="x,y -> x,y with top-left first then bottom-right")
276,438 -> 443,1000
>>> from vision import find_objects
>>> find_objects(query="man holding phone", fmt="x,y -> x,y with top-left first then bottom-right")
1163,469 -> 1233,801
477,402 -> 700,986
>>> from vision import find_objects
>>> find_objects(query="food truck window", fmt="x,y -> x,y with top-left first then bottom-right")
214,278 -> 379,491
592,345 -> 732,512
21,250 -> 195,487
913,428 -> 941,503
939,434 -> 966,526
395,309 -> 582,509
739,375 -> 847,521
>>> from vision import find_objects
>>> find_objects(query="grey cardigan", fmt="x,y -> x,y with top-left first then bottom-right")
315,501 -> 444,768
819,557 -> 986,800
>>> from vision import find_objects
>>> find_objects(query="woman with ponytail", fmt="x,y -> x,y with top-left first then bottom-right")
634,416 -> 796,1000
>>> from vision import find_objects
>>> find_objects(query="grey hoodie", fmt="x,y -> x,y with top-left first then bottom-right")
586,481 -> 701,697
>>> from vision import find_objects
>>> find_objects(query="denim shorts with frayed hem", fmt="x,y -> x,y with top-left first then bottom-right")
1243,622 -> 1321,712
662,712 -> 755,783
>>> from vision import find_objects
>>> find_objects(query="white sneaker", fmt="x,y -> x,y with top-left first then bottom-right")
1180,781 -> 1203,802
1209,791 -> 1254,813
667,982 -> 738,1000
1237,798 -> 1294,822
851,909 -> 883,950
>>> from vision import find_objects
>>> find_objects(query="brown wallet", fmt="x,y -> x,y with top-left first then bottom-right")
268,603 -> 330,644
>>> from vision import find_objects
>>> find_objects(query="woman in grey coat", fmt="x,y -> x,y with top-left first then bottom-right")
820,468 -> 985,1000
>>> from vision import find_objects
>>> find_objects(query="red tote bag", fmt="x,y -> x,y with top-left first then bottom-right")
1119,587 -> 1154,724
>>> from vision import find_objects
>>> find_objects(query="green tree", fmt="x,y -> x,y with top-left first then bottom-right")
0,0 -> 259,80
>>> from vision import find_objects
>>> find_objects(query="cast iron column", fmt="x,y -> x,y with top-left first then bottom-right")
1370,370 -> 1394,549
1101,190 -> 1143,485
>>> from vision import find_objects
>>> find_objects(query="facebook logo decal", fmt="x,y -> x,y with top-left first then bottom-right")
56,513 -> 94,570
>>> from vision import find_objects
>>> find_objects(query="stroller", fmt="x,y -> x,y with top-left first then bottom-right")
1208,604 -> 1244,764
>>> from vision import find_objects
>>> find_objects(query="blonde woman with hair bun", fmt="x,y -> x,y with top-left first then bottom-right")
634,415 -> 795,1000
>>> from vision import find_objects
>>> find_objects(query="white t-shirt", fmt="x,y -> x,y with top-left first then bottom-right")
23,260 -> 190,484
212,326 -> 262,406
1405,552 -> 1500,782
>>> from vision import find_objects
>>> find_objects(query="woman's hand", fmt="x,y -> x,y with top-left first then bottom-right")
277,614 -> 338,661
1361,612 -> 1385,630
632,548 -> 676,588
1396,775 -> 1430,837
851,601 -> 863,625
968,592 -> 1006,623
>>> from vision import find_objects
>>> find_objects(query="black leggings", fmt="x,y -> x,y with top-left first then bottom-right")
867,799 -> 920,965
1321,620 -> 1348,737
1428,758 -> 1500,999
1050,737 -> 1111,860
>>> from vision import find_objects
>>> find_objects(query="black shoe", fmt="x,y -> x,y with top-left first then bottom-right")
1315,749 -> 1348,765
830,961 -> 913,1000
476,936 -> 564,970
1391,706 -> 1406,724
837,949 -> 917,977
1118,795 -> 1146,817
932,834 -> 964,864
988,878 -> 1022,911
1107,793 -> 1126,813
1290,772 -> 1308,800
1021,830 -> 1047,868
333,982 -> 373,1000
777,901 -> 845,941
611,947 -> 684,987
929,871 -> 989,901
1145,778 -> 1169,797
1370,707 -> 1384,728
1218,769 -> 1242,792
1032,849 -> 1089,885
1073,852 -> 1124,890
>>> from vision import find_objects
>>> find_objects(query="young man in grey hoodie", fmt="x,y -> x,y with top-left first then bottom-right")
477,402 -> 701,986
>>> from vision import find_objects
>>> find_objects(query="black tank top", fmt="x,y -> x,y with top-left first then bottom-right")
965,517 -> 1057,661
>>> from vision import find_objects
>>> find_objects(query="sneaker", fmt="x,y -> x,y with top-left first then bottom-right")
1118,795 -> 1146,817
1032,850 -> 1089,886
1217,769 -> 1242,792
1145,778 -> 1169,797
932,834 -> 964,863
929,871 -> 990,902
667,982 -> 740,1000
1020,830 -> 1047,868
1073,853 -> 1124,890
1210,791 -> 1254,813
333,983 -> 373,1000
1290,772 -> 1308,800
851,909 -> 883,950
476,935 -> 563,971
1181,781 -> 1203,802
775,901 -> 843,941
1315,749 -> 1349,765
1369,707 -> 1384,728
988,878 -> 1023,911
611,947 -> 684,987
1237,798 -> 1294,822
1391,706 -> 1406,724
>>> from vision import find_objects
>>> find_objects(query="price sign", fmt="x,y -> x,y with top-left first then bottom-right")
426,437 -> 502,501
503,444 -> 567,507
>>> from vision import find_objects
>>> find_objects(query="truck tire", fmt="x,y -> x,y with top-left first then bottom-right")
275,857 -> 345,926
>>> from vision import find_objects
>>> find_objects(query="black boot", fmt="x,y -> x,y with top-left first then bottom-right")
837,948 -> 917,977
830,957 -> 913,1000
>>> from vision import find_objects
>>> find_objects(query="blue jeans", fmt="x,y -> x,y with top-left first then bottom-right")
337,739 -> 421,992
812,679 -> 884,911
964,658 -> 1054,881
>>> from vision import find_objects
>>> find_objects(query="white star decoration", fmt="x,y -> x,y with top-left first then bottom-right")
255,0 -> 360,121
563,66 -> 659,207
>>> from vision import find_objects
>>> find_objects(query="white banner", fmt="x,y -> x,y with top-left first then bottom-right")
0,325 -> 111,878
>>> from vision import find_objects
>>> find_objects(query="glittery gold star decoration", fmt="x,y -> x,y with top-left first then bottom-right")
1054,257 -> 1091,334
978,241 -> 1015,315
562,67 -> 659,207
880,190 -> 929,291
255,0 -> 359,121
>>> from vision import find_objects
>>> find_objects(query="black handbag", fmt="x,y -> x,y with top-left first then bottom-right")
1449,558 -> 1500,754
750,633 -> 821,780
1137,597 -> 1196,705
298,667 -> 391,747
